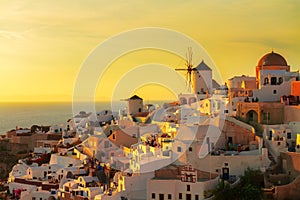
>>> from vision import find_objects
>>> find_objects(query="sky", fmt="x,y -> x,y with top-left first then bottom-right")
1,0 -> 300,102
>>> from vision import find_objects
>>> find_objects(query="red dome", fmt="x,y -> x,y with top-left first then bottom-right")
257,51 -> 288,67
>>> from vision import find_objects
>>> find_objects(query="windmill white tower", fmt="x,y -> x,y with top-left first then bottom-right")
192,60 -> 213,98
176,48 -> 213,100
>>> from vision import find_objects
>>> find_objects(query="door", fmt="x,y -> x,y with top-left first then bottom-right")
159,194 -> 164,200
186,194 -> 191,200
228,137 -> 233,145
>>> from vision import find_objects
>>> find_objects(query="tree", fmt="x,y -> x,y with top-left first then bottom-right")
212,180 -> 236,200
237,168 -> 264,200
212,168 -> 263,200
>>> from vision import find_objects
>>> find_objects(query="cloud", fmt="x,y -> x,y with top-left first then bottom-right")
0,30 -> 24,39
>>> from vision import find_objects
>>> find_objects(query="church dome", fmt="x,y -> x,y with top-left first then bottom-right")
257,51 -> 288,67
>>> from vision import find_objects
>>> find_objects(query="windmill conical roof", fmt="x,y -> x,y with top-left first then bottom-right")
128,95 -> 143,100
194,60 -> 212,71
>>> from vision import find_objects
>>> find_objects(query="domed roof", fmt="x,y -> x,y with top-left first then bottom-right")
258,51 -> 288,67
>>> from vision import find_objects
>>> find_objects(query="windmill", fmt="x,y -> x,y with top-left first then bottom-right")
175,47 -> 197,91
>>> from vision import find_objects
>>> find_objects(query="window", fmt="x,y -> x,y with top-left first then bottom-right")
263,113 -> 270,121
177,147 -> 182,152
271,77 -> 277,85
179,193 -> 182,199
180,98 -> 187,105
278,142 -> 281,146
263,113 -> 267,120
190,98 -> 196,104
264,77 -> 269,85
249,90 -> 253,97
223,167 -> 229,174
273,90 -> 277,94
168,194 -> 172,199
224,110 -> 228,113
195,195 -> 199,200
287,132 -> 292,139
152,193 -> 156,199
112,134 -> 115,140
189,147 -> 192,152
187,185 -> 190,191
32,198 -> 36,200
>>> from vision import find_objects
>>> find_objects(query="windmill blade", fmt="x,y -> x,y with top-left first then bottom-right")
174,47 -> 194,91
186,47 -> 193,69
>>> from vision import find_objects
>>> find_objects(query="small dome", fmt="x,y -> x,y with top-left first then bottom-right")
258,51 -> 288,67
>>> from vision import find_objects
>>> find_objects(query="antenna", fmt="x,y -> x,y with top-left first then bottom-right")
175,47 -> 195,91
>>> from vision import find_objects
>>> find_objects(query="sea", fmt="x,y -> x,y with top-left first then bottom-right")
0,101 -> 168,135
0,101 -> 121,135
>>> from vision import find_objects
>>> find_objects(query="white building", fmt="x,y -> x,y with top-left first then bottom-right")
20,189 -> 58,200
9,162 -> 29,180
147,164 -> 219,200
175,118 -> 270,176
227,51 -> 300,116
49,124 -> 65,134
196,95 -> 229,116
26,163 -> 62,180
177,60 -> 219,105
82,134 -> 123,163
125,95 -> 144,116
263,123 -> 300,161
192,61 -> 214,98
58,176 -> 103,200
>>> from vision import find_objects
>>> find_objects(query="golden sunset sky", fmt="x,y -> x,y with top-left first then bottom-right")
1,0 -> 300,102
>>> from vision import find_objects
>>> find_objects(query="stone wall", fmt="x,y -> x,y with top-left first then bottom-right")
284,106 -> 300,123
274,175 -> 300,200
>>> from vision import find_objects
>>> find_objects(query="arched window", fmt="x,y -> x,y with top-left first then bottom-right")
177,146 -> 182,152
189,97 -> 196,105
264,77 -> 269,85
271,77 -> 277,85
180,98 -> 187,105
